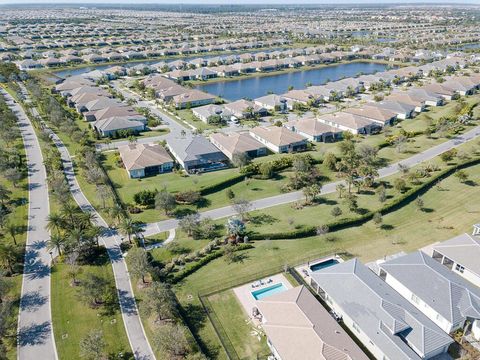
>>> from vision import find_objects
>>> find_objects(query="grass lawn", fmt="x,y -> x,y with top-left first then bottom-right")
172,159 -> 480,359
176,109 -> 219,131
205,290 -> 271,360
148,230 -> 210,264
51,256 -> 132,360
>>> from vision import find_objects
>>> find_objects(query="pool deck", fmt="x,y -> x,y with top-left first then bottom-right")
294,254 -> 344,286
233,273 -> 293,323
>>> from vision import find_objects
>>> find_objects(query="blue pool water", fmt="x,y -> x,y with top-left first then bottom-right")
251,283 -> 287,300
309,259 -> 339,272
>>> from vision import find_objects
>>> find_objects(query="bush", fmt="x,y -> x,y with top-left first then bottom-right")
133,189 -> 158,207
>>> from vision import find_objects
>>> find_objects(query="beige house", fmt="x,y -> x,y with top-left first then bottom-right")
284,118 -> 342,142
209,132 -> 267,160
343,105 -> 397,126
256,286 -> 369,360
118,143 -> 173,178
249,126 -> 307,153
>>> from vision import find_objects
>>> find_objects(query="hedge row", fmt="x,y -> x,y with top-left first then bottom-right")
199,173 -> 247,196
248,157 -> 480,240
169,243 -> 254,284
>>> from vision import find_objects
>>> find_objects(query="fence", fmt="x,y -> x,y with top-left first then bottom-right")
196,249 -> 342,359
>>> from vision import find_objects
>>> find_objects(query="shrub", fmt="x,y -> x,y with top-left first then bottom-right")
133,189 -> 158,207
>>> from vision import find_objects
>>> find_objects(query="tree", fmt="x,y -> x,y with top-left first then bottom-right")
79,329 -> 106,360
225,188 -> 235,200
336,184 -> 346,198
153,323 -> 190,357
178,213 -> 201,237
454,170 -> 469,183
376,185 -> 387,203
3,168 -> 22,187
142,282 -> 178,322
96,185 -> 111,209
259,162 -> 275,179
316,225 -> 329,237
0,243 -> 17,274
77,273 -> 112,306
373,212 -> 383,228
4,223 -> 18,245
231,198 -> 252,221
343,194 -> 358,213
323,153 -> 337,170
0,185 -> 11,206
415,196 -> 424,211
226,216 -> 246,238
393,178 -> 407,193
440,149 -> 457,163
331,206 -> 342,218
128,247 -> 151,284
47,234 -> 66,256
119,218 -> 142,244
232,152 -> 251,168
155,190 -> 176,215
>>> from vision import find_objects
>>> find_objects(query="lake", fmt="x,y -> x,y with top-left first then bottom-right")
196,62 -> 392,101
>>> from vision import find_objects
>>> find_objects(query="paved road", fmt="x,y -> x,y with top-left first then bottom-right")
143,125 -> 480,236
16,84 -> 156,360
95,82 -> 192,151
1,89 -> 58,360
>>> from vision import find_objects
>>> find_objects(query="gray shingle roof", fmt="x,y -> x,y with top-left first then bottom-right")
167,136 -> 227,163
379,251 -> 480,326
311,259 -> 453,360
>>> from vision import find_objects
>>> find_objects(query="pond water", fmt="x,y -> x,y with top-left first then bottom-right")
196,61 -> 392,101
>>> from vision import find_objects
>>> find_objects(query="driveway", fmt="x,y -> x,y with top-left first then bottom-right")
1,89 -> 58,360
142,124 -> 480,236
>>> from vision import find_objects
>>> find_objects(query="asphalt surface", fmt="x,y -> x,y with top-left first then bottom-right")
142,124 -> 480,236
1,88 -> 59,360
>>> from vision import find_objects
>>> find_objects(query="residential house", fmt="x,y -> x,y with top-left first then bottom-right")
386,92 -> 426,113
172,90 -> 216,109
378,251 -> 480,340
93,116 -> 146,137
284,117 -> 342,142
254,94 -> 287,112
118,143 -> 173,178
166,136 -> 228,173
209,131 -> 267,160
432,231 -> 480,288
318,112 -> 382,135
311,259 -> 453,360
249,126 -> 307,153
343,105 -> 397,126
256,286 -> 369,360
422,83 -> 458,101
192,104 -> 232,124
374,100 -> 416,120
406,89 -> 444,107
223,99 -> 268,119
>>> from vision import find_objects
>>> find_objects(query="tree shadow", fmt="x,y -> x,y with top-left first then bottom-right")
117,289 -> 138,316
464,180 -> 477,186
195,197 -> 211,209
380,224 -> 395,231
17,321 -> 52,347
248,214 -> 278,225
20,290 -> 47,312
420,208 -> 434,213
173,208 -> 197,218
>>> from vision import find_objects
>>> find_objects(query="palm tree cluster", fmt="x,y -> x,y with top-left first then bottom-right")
46,202 -> 103,259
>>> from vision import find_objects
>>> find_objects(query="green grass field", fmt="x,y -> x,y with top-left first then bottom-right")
51,258 -> 132,360
172,159 -> 480,359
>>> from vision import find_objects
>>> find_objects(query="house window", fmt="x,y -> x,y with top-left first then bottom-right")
455,264 -> 465,273
352,322 -> 360,333
411,294 -> 421,305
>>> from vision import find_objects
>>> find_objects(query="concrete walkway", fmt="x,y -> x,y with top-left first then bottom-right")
142,125 -> 480,237
47,126 -> 156,360
15,84 -> 155,360
1,89 -> 58,360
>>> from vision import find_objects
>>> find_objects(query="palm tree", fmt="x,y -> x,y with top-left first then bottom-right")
68,228 -> 84,247
87,226 -> 105,247
119,219 -> 142,244
0,185 -> 12,206
60,202 -> 80,228
108,205 -> 125,226
0,243 -> 17,274
47,234 -> 66,256
5,223 -> 18,245
46,212 -> 64,235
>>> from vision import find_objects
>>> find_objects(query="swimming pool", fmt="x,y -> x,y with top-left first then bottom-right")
251,283 -> 287,300
309,258 -> 339,272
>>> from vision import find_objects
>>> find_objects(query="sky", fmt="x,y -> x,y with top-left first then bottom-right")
1,0 -> 479,4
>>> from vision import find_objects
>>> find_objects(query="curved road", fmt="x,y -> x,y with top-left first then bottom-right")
1,88 -> 58,360
16,84 -> 155,360
142,124 -> 480,237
